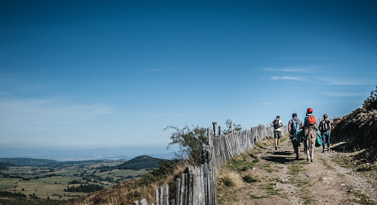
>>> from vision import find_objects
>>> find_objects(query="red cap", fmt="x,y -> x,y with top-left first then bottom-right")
307,108 -> 313,113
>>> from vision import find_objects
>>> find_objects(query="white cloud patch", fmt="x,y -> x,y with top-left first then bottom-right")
324,92 -> 365,97
317,77 -> 375,86
262,67 -> 313,73
271,76 -> 306,81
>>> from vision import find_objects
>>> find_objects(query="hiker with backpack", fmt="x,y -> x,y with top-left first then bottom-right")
319,114 -> 332,152
288,113 -> 304,159
270,116 -> 283,150
304,108 -> 318,131
302,108 -> 318,152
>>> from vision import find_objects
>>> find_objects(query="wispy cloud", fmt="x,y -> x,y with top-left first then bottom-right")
268,75 -> 375,86
271,76 -> 306,81
262,67 -> 315,73
324,92 -> 365,97
317,77 -> 375,86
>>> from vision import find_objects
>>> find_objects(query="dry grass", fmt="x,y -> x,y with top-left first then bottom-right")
218,167 -> 243,189
217,164 -> 243,205
67,162 -> 187,205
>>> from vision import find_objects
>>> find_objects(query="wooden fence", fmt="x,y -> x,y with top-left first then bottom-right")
134,122 -> 288,205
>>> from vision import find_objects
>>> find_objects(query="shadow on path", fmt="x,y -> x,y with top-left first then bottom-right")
263,155 -> 296,164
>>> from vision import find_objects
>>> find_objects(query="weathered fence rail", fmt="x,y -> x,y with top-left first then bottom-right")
134,122 -> 288,205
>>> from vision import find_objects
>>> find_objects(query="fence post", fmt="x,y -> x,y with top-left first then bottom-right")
163,184 -> 169,205
155,188 -> 159,205
180,173 -> 186,205
230,121 -> 234,134
207,128 -> 211,146
176,178 -> 180,205
188,166 -> 193,205
159,186 -> 163,205
212,122 -> 217,137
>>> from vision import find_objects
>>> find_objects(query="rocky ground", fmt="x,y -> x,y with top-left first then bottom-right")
217,136 -> 377,205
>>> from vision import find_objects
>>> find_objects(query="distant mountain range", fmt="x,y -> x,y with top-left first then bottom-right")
0,155 -> 165,171
0,158 -> 57,166
0,158 -> 123,167
0,147 -> 176,161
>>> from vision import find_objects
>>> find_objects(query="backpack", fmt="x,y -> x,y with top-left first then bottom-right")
273,120 -> 280,129
290,119 -> 300,134
308,116 -> 316,125
320,120 -> 330,132
315,135 -> 323,147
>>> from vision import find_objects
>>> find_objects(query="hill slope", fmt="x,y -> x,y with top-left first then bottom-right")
116,155 -> 165,170
332,86 -> 377,161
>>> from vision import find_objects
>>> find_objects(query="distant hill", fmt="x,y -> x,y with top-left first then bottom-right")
0,158 -> 123,167
0,158 -> 58,166
116,155 -> 166,170
50,159 -> 122,167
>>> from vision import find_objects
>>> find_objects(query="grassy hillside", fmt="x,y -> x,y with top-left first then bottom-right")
332,85 -> 377,162
67,160 -> 185,205
116,155 -> 165,170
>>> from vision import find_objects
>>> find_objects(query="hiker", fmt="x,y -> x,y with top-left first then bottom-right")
302,108 -> 318,152
288,113 -> 303,159
304,108 -> 318,131
319,114 -> 332,152
270,115 -> 283,150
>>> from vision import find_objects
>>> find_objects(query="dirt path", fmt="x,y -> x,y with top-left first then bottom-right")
218,136 -> 377,205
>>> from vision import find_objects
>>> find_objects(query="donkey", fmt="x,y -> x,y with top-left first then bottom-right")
302,126 -> 317,163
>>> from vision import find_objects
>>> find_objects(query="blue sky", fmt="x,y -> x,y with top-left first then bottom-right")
0,0 -> 376,151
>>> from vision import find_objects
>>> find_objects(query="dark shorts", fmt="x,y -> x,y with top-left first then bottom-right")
274,131 -> 281,139
291,138 -> 300,148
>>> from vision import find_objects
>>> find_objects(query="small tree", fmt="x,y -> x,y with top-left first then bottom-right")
222,119 -> 242,134
165,125 -> 207,166
363,85 -> 377,110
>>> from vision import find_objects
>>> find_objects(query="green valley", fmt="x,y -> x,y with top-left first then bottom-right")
0,155 -> 163,203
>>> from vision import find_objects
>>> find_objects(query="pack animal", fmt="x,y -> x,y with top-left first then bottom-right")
302,126 -> 317,163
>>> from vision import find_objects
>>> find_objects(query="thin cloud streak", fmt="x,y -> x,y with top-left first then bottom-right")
324,92 -> 365,97
271,76 -> 306,81
317,77 -> 375,86
269,75 -> 375,86
262,67 -> 314,73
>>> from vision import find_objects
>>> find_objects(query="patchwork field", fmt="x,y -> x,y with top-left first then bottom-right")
0,159 -> 150,201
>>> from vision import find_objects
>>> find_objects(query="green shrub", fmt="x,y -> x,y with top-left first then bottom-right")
165,126 -> 207,166
243,174 -> 260,183
363,85 -> 377,110
222,176 -> 234,187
